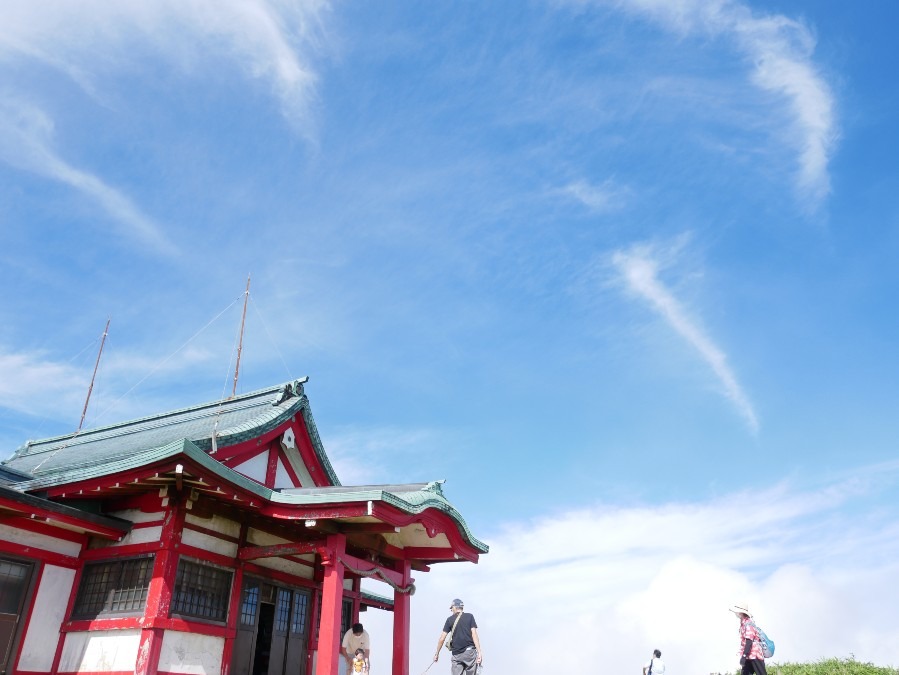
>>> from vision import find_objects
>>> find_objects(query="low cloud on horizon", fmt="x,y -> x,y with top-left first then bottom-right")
361,469 -> 899,675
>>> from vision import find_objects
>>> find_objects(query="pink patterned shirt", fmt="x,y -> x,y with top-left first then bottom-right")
738,617 -> 766,660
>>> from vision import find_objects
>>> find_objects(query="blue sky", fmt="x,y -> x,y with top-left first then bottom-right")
1,1 -> 898,672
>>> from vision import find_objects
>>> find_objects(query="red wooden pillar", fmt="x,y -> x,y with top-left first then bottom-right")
221,523 -> 249,675
136,493 -> 186,675
391,561 -> 412,675
314,533 -> 346,675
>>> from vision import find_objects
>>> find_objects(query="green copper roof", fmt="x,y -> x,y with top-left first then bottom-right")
9,438 -> 488,554
1,380 -> 487,554
2,379 -> 340,487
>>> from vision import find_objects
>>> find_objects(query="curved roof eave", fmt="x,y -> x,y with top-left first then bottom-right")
12,438 -> 487,555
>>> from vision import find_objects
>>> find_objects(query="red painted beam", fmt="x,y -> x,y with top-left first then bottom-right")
339,550 -> 405,587
0,539 -> 79,568
277,447 -> 303,487
265,444 -> 279,488
260,504 -> 369,520
0,496 -> 126,539
401,547 -> 460,561
294,418 -> 331,486
341,523 -> 400,534
237,540 -> 322,561
81,542 -> 158,560
242,562 -> 318,591
220,444 -> 268,467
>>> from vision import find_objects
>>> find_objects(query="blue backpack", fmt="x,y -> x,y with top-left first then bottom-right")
751,621 -> 775,659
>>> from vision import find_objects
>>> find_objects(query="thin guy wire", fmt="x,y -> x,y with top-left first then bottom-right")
249,294 -> 293,381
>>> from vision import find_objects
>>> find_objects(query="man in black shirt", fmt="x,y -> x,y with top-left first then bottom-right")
433,598 -> 482,674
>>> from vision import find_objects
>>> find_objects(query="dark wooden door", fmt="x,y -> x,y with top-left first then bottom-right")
0,559 -> 34,675
233,578 -> 310,675
268,587 -> 310,675
231,579 -> 261,675
285,588 -> 310,675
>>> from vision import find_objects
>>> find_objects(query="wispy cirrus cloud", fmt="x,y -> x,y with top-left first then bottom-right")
0,0 -> 328,135
557,178 -> 632,213
0,100 -> 178,257
582,0 -> 837,206
611,239 -> 759,432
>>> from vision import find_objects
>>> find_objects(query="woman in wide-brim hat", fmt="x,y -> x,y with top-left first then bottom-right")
730,604 -> 768,675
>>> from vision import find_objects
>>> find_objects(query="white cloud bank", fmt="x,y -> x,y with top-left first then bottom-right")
612,240 -> 759,432
362,471 -> 899,675
583,0 -> 837,206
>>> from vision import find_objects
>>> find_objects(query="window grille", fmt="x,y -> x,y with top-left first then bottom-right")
291,590 -> 309,635
275,588 -> 291,632
171,559 -> 232,622
0,560 -> 31,614
240,584 -> 259,626
340,598 -> 353,637
72,557 -> 153,618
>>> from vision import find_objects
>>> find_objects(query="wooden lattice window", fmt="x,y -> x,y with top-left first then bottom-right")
291,590 -> 309,635
171,559 -> 232,622
240,584 -> 259,626
275,588 -> 291,632
72,557 -> 153,618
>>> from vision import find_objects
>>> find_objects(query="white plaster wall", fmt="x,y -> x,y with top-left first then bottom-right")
182,529 -> 238,557
17,565 -> 75,671
283,448 -> 315,487
185,513 -> 240,538
232,453 -> 268,483
112,525 -> 163,546
59,629 -> 140,672
251,556 -> 314,580
158,631 -> 224,674
274,459 -> 294,489
107,509 -> 164,524
0,523 -> 81,556
247,529 -> 289,546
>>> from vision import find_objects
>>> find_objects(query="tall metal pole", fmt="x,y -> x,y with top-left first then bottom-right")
231,275 -> 251,398
78,318 -> 110,432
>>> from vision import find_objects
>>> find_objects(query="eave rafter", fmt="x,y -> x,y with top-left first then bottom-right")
45,460 -> 266,510
0,494 -> 126,540
370,502 -> 481,563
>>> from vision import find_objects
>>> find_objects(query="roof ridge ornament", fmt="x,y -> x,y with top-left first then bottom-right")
272,377 -> 309,406
273,382 -> 295,405
424,480 -> 445,496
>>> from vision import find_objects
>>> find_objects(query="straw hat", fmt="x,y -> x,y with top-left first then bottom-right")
729,603 -> 753,617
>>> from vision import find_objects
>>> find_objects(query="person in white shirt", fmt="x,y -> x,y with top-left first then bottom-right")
341,623 -> 370,675
644,649 -> 665,675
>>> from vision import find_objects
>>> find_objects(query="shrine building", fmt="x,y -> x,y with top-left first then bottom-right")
0,378 -> 487,675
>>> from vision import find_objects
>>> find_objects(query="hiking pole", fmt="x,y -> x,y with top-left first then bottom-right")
419,661 -> 435,675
